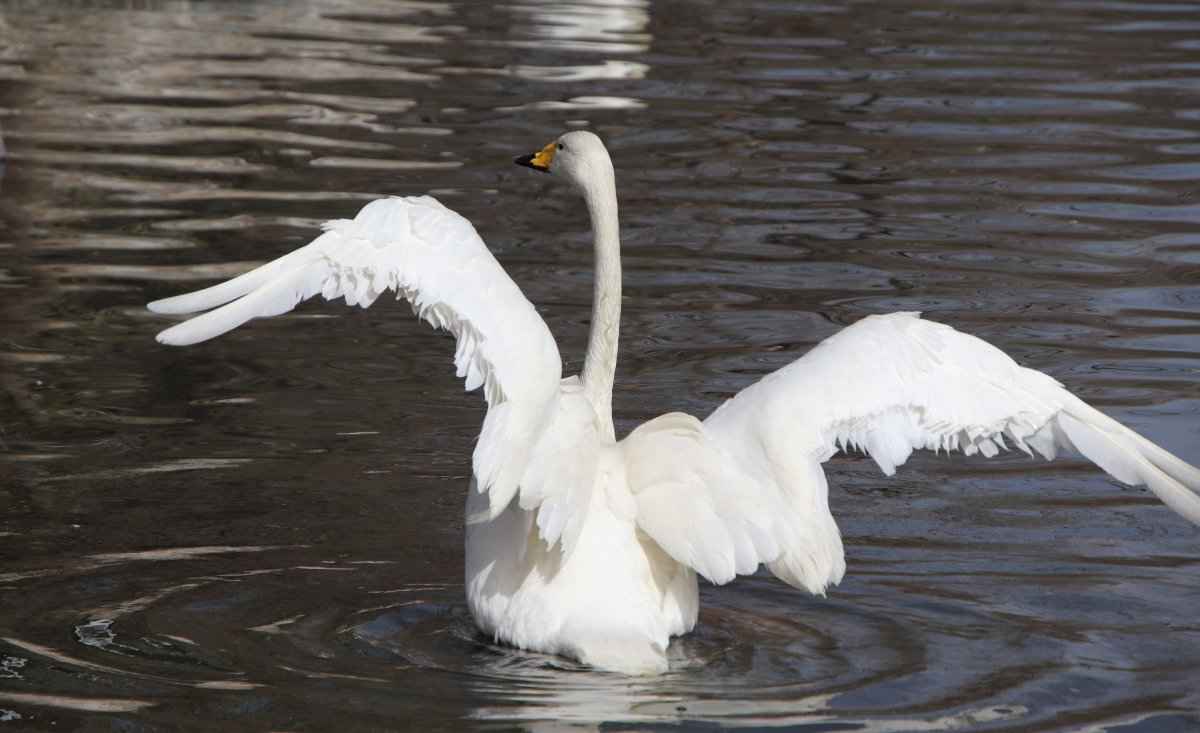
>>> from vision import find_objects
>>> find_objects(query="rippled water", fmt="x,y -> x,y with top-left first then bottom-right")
1,0 -> 1199,730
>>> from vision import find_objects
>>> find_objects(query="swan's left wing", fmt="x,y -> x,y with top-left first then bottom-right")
148,196 -> 562,516
695,312 -> 1200,590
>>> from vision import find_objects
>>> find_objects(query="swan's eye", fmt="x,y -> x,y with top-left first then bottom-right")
557,143 -> 564,151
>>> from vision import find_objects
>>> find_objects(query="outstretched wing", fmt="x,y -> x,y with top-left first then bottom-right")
708,312 -> 1200,586
706,311 -> 1200,518
149,196 -> 562,514
627,311 -> 1200,597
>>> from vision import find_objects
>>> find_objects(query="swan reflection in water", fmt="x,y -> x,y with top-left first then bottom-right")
351,591 -> 1033,729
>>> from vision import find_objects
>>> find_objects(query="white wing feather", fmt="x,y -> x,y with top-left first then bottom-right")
704,311 -> 1200,550
622,413 -> 784,585
623,410 -> 845,594
148,196 -> 563,516
630,311 -> 1200,596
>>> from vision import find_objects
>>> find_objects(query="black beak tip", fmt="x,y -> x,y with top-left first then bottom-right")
514,153 -> 548,172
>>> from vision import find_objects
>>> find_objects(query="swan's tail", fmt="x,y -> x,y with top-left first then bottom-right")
1057,395 -> 1200,524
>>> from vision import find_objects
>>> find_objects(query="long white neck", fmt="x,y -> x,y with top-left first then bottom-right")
579,167 -> 621,441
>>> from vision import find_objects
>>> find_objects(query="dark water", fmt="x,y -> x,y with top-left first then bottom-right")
1,0 -> 1199,730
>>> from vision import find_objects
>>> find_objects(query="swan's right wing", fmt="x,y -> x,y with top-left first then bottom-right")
626,312 -> 1200,597
699,311 -> 1200,590
148,196 -> 563,516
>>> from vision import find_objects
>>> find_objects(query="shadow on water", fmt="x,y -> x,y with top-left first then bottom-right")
0,0 -> 1198,730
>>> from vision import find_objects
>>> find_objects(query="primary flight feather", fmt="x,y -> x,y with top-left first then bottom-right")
148,131 -> 1200,674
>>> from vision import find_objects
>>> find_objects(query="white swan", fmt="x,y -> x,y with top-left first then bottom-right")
148,131 -> 1200,675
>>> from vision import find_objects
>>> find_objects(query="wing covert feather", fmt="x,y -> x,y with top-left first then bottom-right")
622,413 -> 784,585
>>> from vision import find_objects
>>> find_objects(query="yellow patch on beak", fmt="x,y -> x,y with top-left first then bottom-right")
515,141 -> 556,173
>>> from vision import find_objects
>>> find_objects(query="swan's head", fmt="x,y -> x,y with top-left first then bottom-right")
515,130 -> 613,191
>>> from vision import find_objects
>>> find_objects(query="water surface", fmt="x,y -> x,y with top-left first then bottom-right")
1,0 -> 1199,730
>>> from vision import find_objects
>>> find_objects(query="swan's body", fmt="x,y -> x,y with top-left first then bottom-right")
148,131 -> 1200,674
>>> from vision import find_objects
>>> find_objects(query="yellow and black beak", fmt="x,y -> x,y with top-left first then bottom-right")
515,140 -> 556,173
